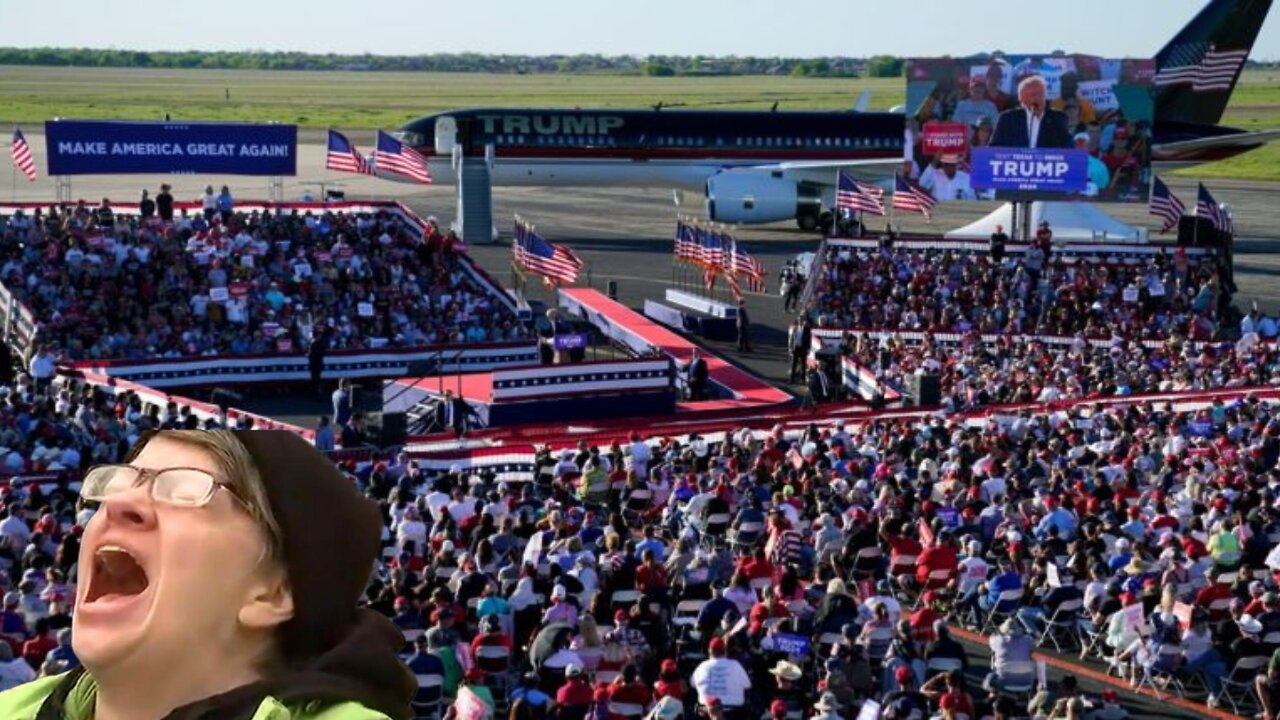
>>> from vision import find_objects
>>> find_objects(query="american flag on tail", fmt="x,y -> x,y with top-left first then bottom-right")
11,128 -> 35,182
326,130 -> 373,175
1148,177 -> 1185,234
1155,42 -> 1249,93
374,131 -> 432,184
513,217 -> 583,288
1196,183 -> 1232,234
892,173 -> 936,219
835,171 -> 885,215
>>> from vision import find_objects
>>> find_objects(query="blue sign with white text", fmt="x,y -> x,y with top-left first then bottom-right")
45,120 -> 297,176
970,147 -> 1088,194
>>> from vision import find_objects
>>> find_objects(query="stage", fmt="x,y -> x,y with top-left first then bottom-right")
384,357 -> 677,431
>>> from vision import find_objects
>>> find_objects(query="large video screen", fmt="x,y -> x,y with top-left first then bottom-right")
905,55 -> 1155,203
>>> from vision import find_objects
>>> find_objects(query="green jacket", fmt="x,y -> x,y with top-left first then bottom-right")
0,673 -> 394,720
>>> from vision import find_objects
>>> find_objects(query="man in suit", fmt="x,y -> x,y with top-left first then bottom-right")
806,363 -> 832,408
990,75 -> 1073,149
687,349 -> 709,401
437,389 -> 477,437
736,300 -> 752,353
307,322 -> 333,393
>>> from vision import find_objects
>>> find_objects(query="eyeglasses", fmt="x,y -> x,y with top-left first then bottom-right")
81,464 -> 248,509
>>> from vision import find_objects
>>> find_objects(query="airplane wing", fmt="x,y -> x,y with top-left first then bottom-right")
1156,129 -> 1280,155
756,158 -> 902,172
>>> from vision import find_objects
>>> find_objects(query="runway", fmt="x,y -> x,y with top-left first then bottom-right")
7,134 -> 1280,393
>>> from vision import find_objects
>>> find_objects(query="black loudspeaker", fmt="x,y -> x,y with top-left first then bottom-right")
352,380 -> 385,413
907,374 -> 941,407
373,412 -> 401,445
366,412 -> 407,447
1177,216 -> 1220,246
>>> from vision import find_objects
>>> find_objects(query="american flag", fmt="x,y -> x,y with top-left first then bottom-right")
892,174 -> 936,219
726,235 -> 766,293
724,271 -> 743,302
1196,183 -> 1232,234
326,130 -> 373,175
513,218 -> 583,287
1149,177 -> 1185,234
835,171 -> 885,216
1155,42 -> 1250,93
11,127 -> 35,182
699,227 -> 726,269
374,131 -> 432,184
674,219 -> 699,262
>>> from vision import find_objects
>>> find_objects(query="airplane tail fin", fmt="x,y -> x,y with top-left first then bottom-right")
1154,0 -> 1272,126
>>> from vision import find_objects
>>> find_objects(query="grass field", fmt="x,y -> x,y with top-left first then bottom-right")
2,65 -> 1279,180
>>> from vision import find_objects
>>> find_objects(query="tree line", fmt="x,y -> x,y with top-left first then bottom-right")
0,48 -> 912,77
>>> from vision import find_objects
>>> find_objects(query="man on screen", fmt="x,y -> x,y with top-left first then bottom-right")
990,76 -> 1073,149
920,154 -> 975,201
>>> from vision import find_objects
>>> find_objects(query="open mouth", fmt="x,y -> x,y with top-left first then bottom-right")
85,545 -> 150,603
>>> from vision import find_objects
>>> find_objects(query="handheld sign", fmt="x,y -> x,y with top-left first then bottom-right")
765,632 -> 811,657
357,302 -> 375,318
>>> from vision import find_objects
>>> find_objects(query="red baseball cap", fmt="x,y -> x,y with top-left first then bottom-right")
770,700 -> 788,717
615,608 -> 629,622
661,658 -> 678,673
709,637 -> 726,654
895,665 -> 913,684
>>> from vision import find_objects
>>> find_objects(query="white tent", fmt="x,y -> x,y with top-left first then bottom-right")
944,202 -> 1146,243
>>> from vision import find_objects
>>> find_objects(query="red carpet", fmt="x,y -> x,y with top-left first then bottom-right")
559,288 -> 792,410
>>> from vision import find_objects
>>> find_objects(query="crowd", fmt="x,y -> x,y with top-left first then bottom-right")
0,199 -> 527,362
807,246 -> 1231,343
0,364 -> 1274,718
833,330 -> 1280,412
294,388 -> 1277,720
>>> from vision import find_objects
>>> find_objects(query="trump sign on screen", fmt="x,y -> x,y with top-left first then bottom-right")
45,120 -> 298,176
970,148 -> 1089,194
905,53 -> 1155,203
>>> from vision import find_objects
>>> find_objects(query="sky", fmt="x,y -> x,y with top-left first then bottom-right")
5,0 -> 1280,61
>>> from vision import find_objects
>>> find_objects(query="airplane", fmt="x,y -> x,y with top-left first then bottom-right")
380,0 -> 1275,232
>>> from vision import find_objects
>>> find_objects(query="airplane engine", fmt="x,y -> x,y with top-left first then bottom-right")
705,170 -> 824,230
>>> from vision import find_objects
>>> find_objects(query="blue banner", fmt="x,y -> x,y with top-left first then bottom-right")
970,147 -> 1088,194
45,120 -> 297,176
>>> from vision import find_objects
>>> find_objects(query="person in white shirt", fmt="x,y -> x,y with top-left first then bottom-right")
423,487 -> 452,525
0,509 -> 31,549
28,346 -> 57,394
395,507 -> 428,556
0,642 -> 35,690
691,638 -> 750,709
957,541 -> 991,598
446,488 -> 477,527
919,154 -> 975,201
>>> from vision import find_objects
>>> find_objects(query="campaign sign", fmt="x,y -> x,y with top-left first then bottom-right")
553,333 -> 589,351
45,120 -> 297,176
765,632 -> 810,657
921,122 -> 968,155
970,148 -> 1088,193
